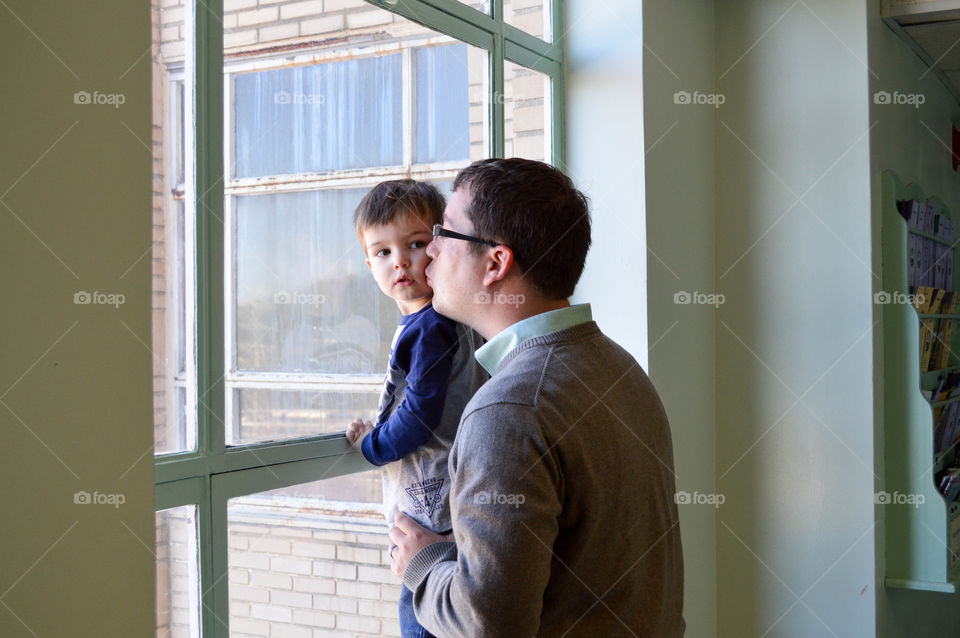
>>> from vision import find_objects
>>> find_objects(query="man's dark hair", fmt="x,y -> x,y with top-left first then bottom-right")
354,179 -> 445,238
452,158 -> 591,299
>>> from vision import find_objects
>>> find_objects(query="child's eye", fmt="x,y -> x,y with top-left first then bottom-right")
410,241 -> 427,249
375,248 -> 390,257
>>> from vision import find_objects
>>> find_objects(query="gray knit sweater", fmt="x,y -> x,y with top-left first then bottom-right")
403,321 -> 685,637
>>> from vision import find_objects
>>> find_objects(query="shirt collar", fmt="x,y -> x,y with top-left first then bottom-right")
475,303 -> 593,375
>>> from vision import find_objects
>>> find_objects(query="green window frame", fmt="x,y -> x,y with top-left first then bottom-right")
154,1 -> 565,635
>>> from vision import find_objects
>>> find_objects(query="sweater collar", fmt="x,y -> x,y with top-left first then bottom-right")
475,303 -> 593,375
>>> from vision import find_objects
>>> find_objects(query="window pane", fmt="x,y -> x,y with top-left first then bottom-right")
504,60 -> 551,162
234,388 -> 379,444
503,0 -> 551,41
156,506 -> 200,638
154,0 -> 195,455
232,189 -> 397,375
228,475 -> 397,637
233,55 -> 403,177
415,44 -> 470,164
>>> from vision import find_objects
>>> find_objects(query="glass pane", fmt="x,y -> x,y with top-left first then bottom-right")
233,54 -> 403,177
504,60 -> 551,162
154,0 -> 195,455
234,388 -> 379,444
415,44 -> 470,164
228,475 -> 397,637
232,189 -> 398,375
156,505 -> 200,638
503,0 -> 551,41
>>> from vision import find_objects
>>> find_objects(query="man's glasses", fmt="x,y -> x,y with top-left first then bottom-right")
432,224 -> 500,247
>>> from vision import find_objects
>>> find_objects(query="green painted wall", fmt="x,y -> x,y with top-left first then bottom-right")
0,1 -> 155,636
715,1 -> 877,636
867,1 -> 960,635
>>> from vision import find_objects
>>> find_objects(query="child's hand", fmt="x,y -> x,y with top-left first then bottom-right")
345,418 -> 373,451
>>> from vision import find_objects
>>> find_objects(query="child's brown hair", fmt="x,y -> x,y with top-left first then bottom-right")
353,179 -> 446,241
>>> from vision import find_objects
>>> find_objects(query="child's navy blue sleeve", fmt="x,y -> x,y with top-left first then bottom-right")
360,314 -> 460,466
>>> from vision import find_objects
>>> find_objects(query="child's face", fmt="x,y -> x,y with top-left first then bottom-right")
362,213 -> 435,315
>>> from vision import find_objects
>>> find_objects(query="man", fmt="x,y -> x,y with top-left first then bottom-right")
388,158 -> 685,637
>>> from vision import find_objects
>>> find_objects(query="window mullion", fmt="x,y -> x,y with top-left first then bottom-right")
403,47 -> 414,170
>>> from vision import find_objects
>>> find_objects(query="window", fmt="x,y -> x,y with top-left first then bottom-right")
152,0 -> 562,635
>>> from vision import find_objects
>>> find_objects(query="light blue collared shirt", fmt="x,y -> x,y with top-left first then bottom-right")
474,303 -> 593,375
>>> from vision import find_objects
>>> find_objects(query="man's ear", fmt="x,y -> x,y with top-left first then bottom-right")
482,245 -> 517,287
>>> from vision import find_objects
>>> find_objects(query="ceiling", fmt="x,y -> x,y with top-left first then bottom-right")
883,1 -> 960,104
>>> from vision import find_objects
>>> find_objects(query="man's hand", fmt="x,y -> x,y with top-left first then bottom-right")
344,418 -> 373,452
389,512 -> 448,579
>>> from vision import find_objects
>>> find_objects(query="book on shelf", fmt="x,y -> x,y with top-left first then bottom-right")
899,198 -> 957,291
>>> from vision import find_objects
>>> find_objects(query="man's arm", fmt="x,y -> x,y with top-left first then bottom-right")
402,403 -> 562,637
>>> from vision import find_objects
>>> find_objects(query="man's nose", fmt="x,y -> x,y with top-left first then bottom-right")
426,241 -> 437,259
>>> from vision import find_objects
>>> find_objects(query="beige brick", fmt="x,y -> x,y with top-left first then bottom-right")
513,104 -> 545,133
237,6 -> 278,27
224,29 -> 258,49
380,583 -> 401,603
312,594 -> 358,614
271,624 -> 312,638
250,571 -> 292,590
230,584 -> 269,603
222,13 -> 238,28
334,580 -> 380,600
223,0 -> 257,11
251,603 -> 292,623
229,618 -> 270,635
271,589 -> 313,609
272,556 -> 313,575
249,536 -> 291,554
161,5 -> 185,24
293,609 -> 336,628
229,534 -> 249,550
336,545 -> 381,564
299,14 -> 344,36
346,8 -> 392,30
292,576 -> 335,594
335,613 -> 379,634
280,0 -> 324,20
291,541 -> 336,559
231,600 -> 251,618
231,552 -> 269,570
382,617 -> 402,637
260,22 -> 300,42
358,599 -> 399,620
161,25 -> 180,43
354,532 -> 389,546
357,564 -> 398,585
312,530 -> 354,543
229,567 -> 250,585
313,561 -> 356,580
323,0 -> 366,11
160,40 -> 185,60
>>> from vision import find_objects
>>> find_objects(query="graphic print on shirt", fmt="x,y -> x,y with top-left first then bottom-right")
405,477 -> 445,518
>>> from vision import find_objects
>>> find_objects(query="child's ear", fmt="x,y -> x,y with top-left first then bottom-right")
365,258 -> 372,270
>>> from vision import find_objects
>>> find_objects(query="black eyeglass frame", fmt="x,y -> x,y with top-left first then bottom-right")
432,224 -> 500,247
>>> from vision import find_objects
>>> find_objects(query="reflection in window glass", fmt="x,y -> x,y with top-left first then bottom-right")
415,44 -> 470,164
504,60 -> 551,162
233,388 -> 379,444
234,55 -> 403,178
156,506 -> 200,638
228,475 -> 395,637
503,0 -> 550,41
233,189 -> 398,375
